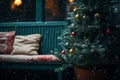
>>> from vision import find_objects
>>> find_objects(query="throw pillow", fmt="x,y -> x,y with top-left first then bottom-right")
0,31 -> 16,54
11,34 -> 42,55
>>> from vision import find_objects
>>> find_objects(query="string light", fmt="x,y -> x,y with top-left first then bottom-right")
10,0 -> 22,10
14,0 -> 22,6
73,7 -> 77,11
75,14 -> 79,18
69,0 -> 74,3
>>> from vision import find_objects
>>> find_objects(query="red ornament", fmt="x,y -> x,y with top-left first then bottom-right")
71,32 -> 76,37
106,28 -> 112,35
61,50 -> 65,54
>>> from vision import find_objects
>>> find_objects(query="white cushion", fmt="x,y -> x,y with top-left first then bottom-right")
11,34 -> 42,55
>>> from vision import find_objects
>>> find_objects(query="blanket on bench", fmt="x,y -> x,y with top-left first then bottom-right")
0,55 -> 59,62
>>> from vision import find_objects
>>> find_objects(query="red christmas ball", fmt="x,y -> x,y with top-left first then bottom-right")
71,32 -> 76,37
61,50 -> 65,54
106,28 -> 112,35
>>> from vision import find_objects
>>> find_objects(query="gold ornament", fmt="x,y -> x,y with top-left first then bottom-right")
69,49 -> 74,54
75,14 -> 79,18
73,7 -> 77,12
94,13 -> 100,17
83,15 -> 88,19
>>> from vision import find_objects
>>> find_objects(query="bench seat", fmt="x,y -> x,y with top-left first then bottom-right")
0,22 -> 66,80
0,55 -> 59,62
0,55 -> 62,80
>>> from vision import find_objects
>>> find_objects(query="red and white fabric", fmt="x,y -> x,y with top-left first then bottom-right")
0,55 -> 60,62
0,31 -> 16,54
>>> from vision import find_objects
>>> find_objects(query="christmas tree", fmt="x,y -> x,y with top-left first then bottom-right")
52,0 -> 120,71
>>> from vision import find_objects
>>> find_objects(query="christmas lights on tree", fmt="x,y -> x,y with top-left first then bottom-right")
52,0 -> 120,71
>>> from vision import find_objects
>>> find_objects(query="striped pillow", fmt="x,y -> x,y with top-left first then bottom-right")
0,31 -> 16,54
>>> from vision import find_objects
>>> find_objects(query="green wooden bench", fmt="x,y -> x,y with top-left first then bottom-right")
0,22 -> 66,80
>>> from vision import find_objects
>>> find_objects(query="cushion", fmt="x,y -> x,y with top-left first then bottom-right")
0,31 -> 16,54
11,34 -> 42,55
0,55 -> 60,62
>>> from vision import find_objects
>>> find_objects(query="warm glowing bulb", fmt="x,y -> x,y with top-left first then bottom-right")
14,0 -> 22,6
94,13 -> 100,17
69,0 -> 74,3
69,49 -> 74,54
73,8 -> 77,11
75,14 -> 79,18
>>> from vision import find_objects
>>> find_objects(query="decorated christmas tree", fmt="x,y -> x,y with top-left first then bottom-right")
52,0 -> 120,71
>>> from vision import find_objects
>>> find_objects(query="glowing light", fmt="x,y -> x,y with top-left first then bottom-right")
73,7 -> 77,11
14,0 -> 22,6
69,0 -> 74,3
10,3 -> 15,10
52,12 -> 56,16
10,0 -> 22,10
75,14 -> 79,18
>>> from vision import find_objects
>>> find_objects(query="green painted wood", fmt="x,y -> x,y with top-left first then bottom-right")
0,62 -> 63,80
58,71 -> 63,80
0,62 -> 62,70
0,24 -> 66,54
0,22 -> 67,27
36,0 -> 44,21
0,22 -> 65,80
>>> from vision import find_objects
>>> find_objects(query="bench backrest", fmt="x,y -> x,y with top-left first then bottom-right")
0,22 -> 66,54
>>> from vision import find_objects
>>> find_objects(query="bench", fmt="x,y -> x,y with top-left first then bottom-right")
0,22 -> 66,80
